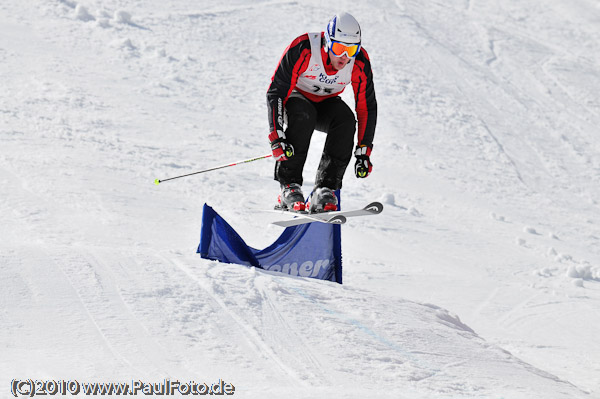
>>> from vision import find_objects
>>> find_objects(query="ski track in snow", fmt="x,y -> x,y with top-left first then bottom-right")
2,0 -> 600,397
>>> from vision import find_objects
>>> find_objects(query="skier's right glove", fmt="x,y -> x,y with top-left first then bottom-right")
269,129 -> 294,161
354,145 -> 373,178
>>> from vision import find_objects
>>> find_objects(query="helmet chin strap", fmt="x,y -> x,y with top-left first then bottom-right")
322,36 -> 330,53
324,47 -> 332,65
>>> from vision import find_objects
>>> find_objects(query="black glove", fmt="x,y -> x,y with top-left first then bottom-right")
269,130 -> 294,161
354,145 -> 373,178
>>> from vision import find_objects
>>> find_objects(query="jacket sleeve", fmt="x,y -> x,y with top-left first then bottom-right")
266,34 -> 312,136
351,48 -> 377,150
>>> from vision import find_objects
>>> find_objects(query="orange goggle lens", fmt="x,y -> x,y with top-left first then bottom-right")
330,41 -> 360,58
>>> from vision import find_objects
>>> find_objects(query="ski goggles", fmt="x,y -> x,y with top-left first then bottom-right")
330,40 -> 360,58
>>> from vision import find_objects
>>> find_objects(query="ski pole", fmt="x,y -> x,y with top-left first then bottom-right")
154,153 -> 272,185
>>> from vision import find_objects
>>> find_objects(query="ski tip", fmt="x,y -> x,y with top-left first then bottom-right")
327,214 -> 347,224
154,179 -> 161,185
364,202 -> 384,214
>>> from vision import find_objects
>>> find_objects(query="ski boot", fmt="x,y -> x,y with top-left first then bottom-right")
307,187 -> 338,213
277,183 -> 306,212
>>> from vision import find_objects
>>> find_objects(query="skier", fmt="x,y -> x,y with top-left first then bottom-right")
267,12 -> 377,213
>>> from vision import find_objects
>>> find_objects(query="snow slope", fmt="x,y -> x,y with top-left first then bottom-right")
1,0 -> 599,398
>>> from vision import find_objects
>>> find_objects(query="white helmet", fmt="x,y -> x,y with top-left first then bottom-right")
325,12 -> 361,52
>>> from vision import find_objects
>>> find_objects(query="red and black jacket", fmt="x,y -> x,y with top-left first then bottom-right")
267,33 -> 377,150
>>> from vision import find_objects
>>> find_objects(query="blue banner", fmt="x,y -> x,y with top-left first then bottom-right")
197,198 -> 342,284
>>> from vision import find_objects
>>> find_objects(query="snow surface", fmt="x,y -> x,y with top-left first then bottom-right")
1,0 -> 600,398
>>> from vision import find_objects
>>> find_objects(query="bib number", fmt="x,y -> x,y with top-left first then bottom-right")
311,85 -> 334,94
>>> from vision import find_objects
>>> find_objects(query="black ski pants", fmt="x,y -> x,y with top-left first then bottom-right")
274,93 -> 356,190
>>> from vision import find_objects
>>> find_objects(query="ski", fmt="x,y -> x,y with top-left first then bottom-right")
270,211 -> 347,227
271,201 -> 383,227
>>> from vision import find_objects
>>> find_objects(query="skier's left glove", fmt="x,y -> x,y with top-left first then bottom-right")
269,129 -> 294,161
354,145 -> 373,178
